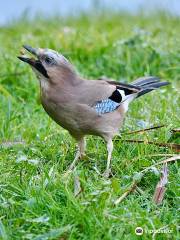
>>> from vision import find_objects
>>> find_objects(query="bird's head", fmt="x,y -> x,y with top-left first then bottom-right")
18,45 -> 76,85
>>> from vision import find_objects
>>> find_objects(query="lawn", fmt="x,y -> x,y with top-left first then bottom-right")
0,11 -> 179,240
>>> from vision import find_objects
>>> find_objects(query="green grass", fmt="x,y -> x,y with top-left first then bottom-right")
0,12 -> 180,240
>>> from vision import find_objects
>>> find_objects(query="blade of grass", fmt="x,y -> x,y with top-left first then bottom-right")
0,220 -> 8,240
0,84 -> 14,100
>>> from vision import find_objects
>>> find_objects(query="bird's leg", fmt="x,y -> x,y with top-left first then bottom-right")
67,137 -> 86,172
79,137 -> 86,158
103,138 -> 113,178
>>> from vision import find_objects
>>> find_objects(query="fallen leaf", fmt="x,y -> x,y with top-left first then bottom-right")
153,163 -> 168,204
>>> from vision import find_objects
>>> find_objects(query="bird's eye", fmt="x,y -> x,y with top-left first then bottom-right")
45,56 -> 53,64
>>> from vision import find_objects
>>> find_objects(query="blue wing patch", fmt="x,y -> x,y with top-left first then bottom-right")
93,99 -> 120,114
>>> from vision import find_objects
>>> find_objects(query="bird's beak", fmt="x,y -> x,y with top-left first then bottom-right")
23,45 -> 38,55
18,45 -> 49,78
18,45 -> 38,65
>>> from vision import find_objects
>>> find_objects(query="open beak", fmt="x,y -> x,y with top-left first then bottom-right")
18,45 -> 49,78
18,45 -> 38,64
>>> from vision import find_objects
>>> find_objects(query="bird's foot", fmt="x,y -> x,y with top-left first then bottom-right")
102,168 -> 113,178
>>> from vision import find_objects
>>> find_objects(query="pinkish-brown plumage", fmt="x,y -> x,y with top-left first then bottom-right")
18,45 -> 169,177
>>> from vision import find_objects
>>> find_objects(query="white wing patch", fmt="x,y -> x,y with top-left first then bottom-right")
122,93 -> 138,112
117,89 -> 126,101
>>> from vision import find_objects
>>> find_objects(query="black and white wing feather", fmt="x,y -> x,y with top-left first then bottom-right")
93,87 -> 136,114
93,76 -> 169,115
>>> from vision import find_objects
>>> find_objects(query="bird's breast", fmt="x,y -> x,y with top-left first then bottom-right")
41,96 -> 83,136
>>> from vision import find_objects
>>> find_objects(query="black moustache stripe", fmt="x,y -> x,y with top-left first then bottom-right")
34,61 -> 49,78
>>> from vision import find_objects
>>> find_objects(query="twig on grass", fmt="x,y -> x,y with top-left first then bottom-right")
114,181 -> 137,205
114,155 -> 180,205
171,128 -> 180,134
146,154 -> 175,157
124,124 -> 166,135
123,139 -> 180,152
140,155 -> 180,174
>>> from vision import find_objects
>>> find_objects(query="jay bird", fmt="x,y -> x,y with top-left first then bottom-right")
18,45 -> 169,177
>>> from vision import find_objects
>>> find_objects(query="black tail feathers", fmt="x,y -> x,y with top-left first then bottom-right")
132,76 -> 170,98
